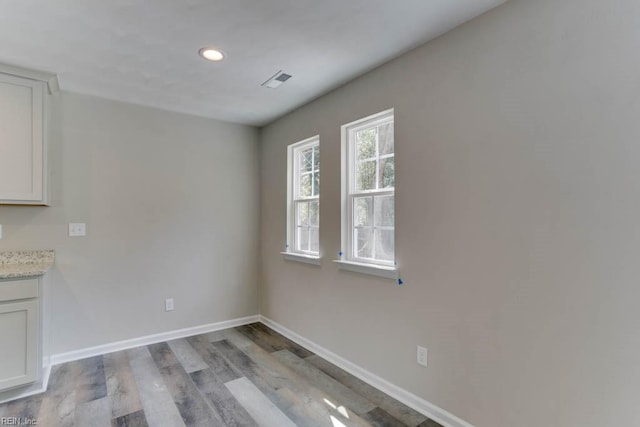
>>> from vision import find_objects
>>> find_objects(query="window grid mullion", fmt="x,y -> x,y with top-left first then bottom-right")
297,200 -> 303,251
350,194 -> 356,259
371,192 -> 377,260
375,127 -> 380,191
311,147 -> 315,196
350,189 -> 394,198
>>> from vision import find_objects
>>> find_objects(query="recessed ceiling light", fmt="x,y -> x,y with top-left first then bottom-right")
199,47 -> 225,62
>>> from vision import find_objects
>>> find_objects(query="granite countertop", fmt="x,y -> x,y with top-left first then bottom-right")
0,250 -> 55,280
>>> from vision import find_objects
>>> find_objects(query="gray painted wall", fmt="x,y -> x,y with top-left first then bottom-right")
0,92 -> 260,354
259,0 -> 640,426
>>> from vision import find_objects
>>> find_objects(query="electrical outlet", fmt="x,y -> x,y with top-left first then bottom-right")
69,223 -> 87,237
417,346 -> 428,367
165,298 -> 174,312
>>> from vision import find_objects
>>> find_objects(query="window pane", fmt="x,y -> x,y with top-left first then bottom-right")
374,195 -> 394,227
313,171 -> 320,196
300,173 -> 312,197
309,200 -> 319,226
313,145 -> 320,170
310,228 -> 319,253
289,138 -> 320,256
378,123 -> 394,155
298,226 -> 310,251
356,160 -> 376,191
379,157 -> 394,188
356,128 -> 376,160
355,228 -> 373,259
374,229 -> 394,262
344,111 -> 393,265
300,148 -> 313,172
297,201 -> 309,226
354,197 -> 373,226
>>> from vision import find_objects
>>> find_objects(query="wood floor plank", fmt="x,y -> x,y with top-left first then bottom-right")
239,323 -> 315,359
0,393 -> 43,424
75,396 -> 111,427
147,342 -> 180,369
417,419 -> 445,427
214,335 -> 372,427
111,410 -> 149,427
126,346 -> 186,427
157,363 -> 224,427
204,328 -> 238,345
199,333 -> 339,427
225,377 -> 297,427
273,349 -> 377,416
167,339 -> 208,373
306,354 -> 430,426
271,387 -> 328,427
38,389 -> 76,427
363,406 -> 409,427
74,356 -> 108,404
190,368 -> 258,427
236,325 -> 281,353
210,339 -> 327,426
209,339 -> 278,391
208,327 -> 255,349
47,362 -> 78,394
230,330 -> 377,427
104,350 -> 144,419
186,335 -> 243,383
248,323 -> 315,359
37,363 -> 78,427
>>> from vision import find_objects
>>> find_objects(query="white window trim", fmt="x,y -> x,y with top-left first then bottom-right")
285,135 -> 321,263
338,108 -> 396,277
282,252 -> 321,265
333,259 -> 397,279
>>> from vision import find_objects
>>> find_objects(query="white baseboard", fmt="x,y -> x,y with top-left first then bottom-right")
0,357 -> 53,405
0,384 -> 47,405
41,363 -> 52,392
50,314 -> 260,366
259,315 -> 474,427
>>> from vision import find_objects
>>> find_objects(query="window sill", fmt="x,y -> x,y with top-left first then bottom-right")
281,252 -> 321,265
333,260 -> 397,279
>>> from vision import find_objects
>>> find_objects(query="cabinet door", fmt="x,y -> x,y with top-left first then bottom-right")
0,300 -> 39,390
0,73 -> 45,204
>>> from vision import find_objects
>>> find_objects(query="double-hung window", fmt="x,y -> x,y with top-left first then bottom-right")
340,109 -> 395,274
286,136 -> 320,260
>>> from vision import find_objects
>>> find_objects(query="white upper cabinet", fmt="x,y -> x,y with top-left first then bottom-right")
0,66 -> 55,205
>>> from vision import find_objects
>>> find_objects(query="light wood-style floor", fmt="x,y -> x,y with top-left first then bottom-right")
0,323 -> 442,426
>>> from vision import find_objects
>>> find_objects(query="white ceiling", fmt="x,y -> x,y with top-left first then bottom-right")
0,0 -> 505,126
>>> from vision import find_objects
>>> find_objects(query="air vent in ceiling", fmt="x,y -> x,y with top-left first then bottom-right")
262,70 -> 292,89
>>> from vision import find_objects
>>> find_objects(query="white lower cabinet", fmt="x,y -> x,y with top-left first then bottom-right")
0,279 -> 40,391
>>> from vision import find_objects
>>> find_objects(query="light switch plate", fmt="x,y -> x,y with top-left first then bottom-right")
0,224 -> 3,239
69,223 -> 86,237
417,346 -> 428,368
